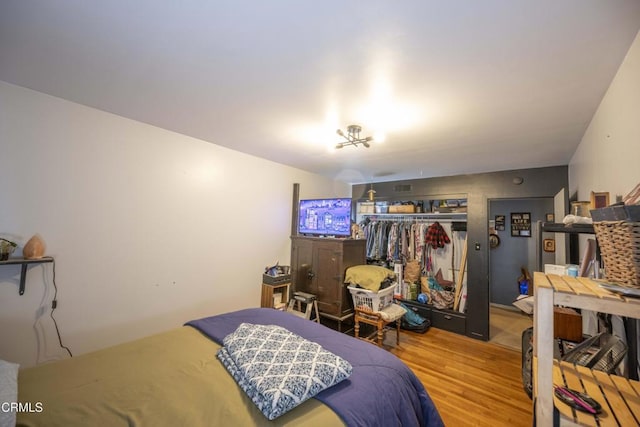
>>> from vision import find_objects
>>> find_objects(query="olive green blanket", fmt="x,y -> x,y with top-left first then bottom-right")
17,326 -> 343,426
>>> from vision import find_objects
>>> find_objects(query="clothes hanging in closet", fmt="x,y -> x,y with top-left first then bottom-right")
361,219 -> 451,274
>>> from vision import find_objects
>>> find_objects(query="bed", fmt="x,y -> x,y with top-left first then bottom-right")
16,308 -> 443,426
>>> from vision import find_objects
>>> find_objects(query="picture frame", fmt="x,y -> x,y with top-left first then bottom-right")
543,238 -> 555,253
511,212 -> 531,237
590,191 -> 610,210
545,213 -> 554,223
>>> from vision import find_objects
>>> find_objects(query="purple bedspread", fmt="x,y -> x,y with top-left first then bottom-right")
186,308 -> 443,427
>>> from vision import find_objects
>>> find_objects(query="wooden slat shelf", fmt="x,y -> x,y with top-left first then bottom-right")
543,360 -> 640,426
533,272 -> 640,426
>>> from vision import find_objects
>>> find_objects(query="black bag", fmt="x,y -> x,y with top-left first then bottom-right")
521,327 -> 533,399
398,303 -> 431,333
401,317 -> 431,333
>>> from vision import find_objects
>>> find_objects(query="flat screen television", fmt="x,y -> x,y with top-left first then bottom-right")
298,198 -> 352,237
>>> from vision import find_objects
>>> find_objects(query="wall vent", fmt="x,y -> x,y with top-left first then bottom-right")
394,184 -> 412,192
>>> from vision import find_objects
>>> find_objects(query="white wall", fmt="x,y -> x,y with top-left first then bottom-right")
568,30 -> 640,377
569,30 -> 640,199
0,81 -> 350,367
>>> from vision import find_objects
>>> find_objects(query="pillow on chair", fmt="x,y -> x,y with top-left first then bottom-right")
377,303 -> 407,322
344,265 -> 395,292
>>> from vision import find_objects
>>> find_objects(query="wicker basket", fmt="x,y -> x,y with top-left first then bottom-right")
592,221 -> 640,287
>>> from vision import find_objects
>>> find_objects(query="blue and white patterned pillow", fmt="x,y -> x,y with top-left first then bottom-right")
217,323 -> 352,420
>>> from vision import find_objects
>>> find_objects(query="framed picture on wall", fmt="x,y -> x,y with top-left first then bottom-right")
591,191 -> 610,210
489,233 -> 500,249
543,238 -> 555,252
545,213 -> 554,223
511,212 -> 531,237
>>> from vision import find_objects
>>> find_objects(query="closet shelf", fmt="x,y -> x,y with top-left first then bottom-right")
360,213 -> 467,221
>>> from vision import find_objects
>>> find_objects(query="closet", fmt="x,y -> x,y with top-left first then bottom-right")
352,166 -> 570,342
357,198 -> 468,335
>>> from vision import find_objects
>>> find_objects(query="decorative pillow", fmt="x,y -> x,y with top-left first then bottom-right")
0,359 -> 19,427
217,323 -> 352,420
344,265 -> 395,291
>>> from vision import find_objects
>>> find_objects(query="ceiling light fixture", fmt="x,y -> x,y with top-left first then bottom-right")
335,125 -> 373,149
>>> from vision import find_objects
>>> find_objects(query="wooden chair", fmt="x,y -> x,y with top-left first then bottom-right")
354,304 -> 406,347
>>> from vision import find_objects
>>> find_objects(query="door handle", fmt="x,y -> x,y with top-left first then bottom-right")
307,271 -> 315,279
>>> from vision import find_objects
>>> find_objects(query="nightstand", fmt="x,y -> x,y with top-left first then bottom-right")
261,281 -> 290,310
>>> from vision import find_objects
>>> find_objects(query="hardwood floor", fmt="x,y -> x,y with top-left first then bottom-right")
388,327 -> 533,427
490,304 -> 533,351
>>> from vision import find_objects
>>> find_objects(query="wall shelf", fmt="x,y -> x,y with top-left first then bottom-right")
360,212 -> 467,221
0,256 -> 54,295
540,222 -> 595,234
539,221 -> 598,268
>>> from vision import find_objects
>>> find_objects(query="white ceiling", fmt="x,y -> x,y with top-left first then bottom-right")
2,1 -> 640,184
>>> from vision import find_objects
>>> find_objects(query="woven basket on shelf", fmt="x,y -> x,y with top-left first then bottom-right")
592,221 -> 640,288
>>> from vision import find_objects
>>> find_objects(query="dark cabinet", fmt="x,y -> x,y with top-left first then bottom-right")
398,298 -> 467,335
291,236 -> 366,318
432,308 -> 466,335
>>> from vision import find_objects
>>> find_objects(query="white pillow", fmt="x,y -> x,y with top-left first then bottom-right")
0,359 -> 19,427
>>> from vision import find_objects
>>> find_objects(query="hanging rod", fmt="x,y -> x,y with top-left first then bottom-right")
360,213 -> 467,222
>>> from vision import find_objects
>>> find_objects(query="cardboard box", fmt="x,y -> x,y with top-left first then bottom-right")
389,205 -> 416,213
359,202 -> 375,213
544,264 -> 567,276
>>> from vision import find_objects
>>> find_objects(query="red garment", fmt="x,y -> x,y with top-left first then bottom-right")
425,222 -> 450,249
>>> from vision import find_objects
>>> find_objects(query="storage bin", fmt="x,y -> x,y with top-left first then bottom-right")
592,220 -> 640,287
262,273 -> 291,285
590,205 -> 640,221
348,285 -> 395,312
431,309 -> 466,335
389,205 -> 416,213
359,202 -> 375,213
